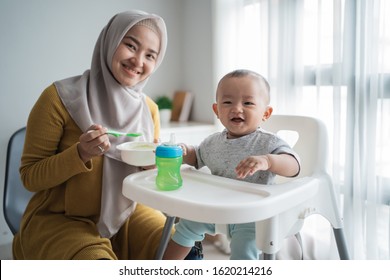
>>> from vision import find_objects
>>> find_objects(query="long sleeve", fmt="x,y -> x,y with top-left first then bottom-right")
20,84 -> 92,192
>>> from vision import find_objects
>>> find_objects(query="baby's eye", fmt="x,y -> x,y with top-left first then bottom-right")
222,101 -> 232,104
244,101 -> 255,106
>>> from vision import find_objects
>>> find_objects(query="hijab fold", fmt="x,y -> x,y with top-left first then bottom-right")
55,10 -> 167,238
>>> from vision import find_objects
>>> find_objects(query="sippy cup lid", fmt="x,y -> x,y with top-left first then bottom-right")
155,145 -> 183,158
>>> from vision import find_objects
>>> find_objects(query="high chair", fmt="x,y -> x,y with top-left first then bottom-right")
122,115 -> 350,260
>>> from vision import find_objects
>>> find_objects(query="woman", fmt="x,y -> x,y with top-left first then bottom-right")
13,10 -> 170,259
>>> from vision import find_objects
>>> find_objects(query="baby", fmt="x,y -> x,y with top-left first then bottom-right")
163,69 -> 300,260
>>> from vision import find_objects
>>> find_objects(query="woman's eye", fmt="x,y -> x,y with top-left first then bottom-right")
126,43 -> 136,50
146,54 -> 156,61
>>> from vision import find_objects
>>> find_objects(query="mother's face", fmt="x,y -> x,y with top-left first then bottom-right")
111,25 -> 160,87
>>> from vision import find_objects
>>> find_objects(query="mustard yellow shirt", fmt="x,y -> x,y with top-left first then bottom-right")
13,84 -> 166,259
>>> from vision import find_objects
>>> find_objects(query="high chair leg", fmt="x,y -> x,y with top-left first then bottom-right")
155,215 -> 176,260
262,253 -> 275,260
333,228 -> 350,260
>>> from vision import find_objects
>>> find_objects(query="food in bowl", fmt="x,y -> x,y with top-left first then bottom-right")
116,142 -> 157,166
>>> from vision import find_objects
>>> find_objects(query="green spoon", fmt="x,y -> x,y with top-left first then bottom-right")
106,130 -> 142,137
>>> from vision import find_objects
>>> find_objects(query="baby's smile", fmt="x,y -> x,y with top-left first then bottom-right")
230,117 -> 245,123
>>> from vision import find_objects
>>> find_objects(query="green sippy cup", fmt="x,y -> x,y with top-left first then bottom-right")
155,134 -> 183,191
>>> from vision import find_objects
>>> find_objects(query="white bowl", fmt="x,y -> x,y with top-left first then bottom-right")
116,142 -> 157,166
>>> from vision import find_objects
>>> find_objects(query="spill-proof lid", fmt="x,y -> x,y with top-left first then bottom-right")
155,145 -> 183,158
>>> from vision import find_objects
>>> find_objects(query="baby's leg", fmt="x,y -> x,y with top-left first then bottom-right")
229,223 -> 260,260
163,219 -> 215,259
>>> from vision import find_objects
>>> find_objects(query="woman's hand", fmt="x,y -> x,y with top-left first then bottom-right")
77,124 -> 111,163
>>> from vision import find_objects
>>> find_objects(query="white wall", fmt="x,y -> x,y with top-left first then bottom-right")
0,0 -> 215,247
181,0 -> 215,122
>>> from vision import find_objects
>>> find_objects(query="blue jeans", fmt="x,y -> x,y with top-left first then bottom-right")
184,241 -> 203,260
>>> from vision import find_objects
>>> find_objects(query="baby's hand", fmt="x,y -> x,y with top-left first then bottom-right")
177,143 -> 197,167
235,155 -> 270,179
178,143 -> 188,155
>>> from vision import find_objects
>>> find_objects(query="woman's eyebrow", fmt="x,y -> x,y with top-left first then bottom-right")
124,35 -> 159,55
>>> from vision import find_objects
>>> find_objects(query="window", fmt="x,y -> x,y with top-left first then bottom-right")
214,0 -> 390,259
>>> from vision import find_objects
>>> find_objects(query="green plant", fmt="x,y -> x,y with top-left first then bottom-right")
155,96 -> 172,110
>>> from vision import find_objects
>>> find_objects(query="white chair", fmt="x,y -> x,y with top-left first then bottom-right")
122,115 -> 349,260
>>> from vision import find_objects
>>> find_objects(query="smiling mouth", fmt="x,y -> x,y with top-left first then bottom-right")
231,117 -> 245,123
123,64 -> 141,75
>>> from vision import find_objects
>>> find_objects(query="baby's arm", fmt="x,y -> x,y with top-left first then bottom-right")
235,154 -> 299,179
180,143 -> 198,168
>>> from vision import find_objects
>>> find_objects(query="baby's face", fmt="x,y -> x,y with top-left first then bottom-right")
214,76 -> 271,139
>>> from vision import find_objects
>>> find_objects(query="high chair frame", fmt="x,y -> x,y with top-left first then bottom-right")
122,115 -> 349,260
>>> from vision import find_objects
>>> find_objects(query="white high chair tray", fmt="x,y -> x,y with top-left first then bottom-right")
122,166 -> 319,224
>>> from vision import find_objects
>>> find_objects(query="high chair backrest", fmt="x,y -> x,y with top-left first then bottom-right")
261,115 -> 328,183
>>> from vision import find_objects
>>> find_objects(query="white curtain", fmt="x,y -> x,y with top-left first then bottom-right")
213,0 -> 390,259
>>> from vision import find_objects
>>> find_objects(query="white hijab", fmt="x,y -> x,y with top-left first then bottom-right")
55,10 -> 167,238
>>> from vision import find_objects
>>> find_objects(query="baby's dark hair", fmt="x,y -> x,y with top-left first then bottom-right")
218,69 -> 271,104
